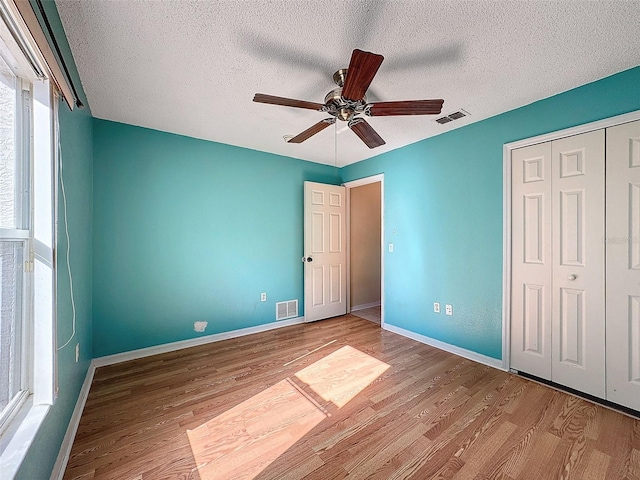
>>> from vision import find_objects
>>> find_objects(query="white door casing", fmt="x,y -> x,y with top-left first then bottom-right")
605,120 -> 640,411
304,181 -> 347,322
510,142 -> 553,380
550,130 -> 605,398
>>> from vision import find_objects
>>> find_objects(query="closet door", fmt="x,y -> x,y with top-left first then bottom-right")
511,142 -> 553,379
551,130 -> 605,398
605,120 -> 640,411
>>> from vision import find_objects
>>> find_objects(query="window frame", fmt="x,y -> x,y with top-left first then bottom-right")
0,71 -> 33,433
0,0 -> 58,472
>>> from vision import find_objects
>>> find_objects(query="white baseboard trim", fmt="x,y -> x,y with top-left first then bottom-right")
350,301 -> 381,312
93,317 -> 306,368
50,362 -> 96,480
383,324 -> 505,371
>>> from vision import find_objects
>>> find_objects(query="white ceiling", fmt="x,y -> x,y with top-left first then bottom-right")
55,0 -> 640,167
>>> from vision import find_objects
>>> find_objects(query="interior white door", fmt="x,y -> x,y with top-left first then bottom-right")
510,142 -> 553,380
304,181 -> 347,322
550,130 -> 605,398
605,119 -> 640,410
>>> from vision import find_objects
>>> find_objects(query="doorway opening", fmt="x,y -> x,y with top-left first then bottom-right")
345,174 -> 384,327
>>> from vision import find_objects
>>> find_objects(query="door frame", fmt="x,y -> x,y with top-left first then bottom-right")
344,174 -> 385,328
502,109 -> 640,372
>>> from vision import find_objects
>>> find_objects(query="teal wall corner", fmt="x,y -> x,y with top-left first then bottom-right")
92,120 -> 339,357
342,65 -> 640,361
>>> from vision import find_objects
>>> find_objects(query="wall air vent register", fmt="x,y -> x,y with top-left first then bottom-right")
276,300 -> 298,320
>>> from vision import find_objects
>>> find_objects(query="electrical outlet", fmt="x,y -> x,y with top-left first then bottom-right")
75,343 -> 79,362
433,302 -> 440,313
445,304 -> 453,316
261,292 -> 267,302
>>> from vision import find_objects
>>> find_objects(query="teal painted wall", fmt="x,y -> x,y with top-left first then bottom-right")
342,65 -> 640,360
16,1 -> 94,479
92,120 -> 339,357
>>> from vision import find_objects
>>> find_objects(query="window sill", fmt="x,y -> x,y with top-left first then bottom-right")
0,396 -> 50,479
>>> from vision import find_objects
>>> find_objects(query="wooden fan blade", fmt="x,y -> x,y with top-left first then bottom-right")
253,93 -> 325,111
368,99 -> 444,116
341,49 -> 384,101
349,118 -> 385,149
288,118 -> 336,143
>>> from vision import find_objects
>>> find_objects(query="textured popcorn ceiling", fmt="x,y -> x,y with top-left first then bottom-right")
56,0 -> 640,166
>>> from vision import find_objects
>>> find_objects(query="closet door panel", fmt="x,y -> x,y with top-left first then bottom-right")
551,130 -> 605,398
606,119 -> 640,411
511,142 -> 552,379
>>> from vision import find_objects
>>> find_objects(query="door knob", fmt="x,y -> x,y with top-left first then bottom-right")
568,274 -> 577,280
301,256 -> 313,263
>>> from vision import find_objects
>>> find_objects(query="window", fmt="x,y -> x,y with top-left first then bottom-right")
0,1 -> 56,471
0,48 -> 30,428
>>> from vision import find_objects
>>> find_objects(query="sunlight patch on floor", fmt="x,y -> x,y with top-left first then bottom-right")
187,345 -> 389,479
187,378 -> 326,479
295,345 -> 390,408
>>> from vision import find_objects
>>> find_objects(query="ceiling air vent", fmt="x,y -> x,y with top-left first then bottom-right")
435,116 -> 453,124
435,109 -> 470,125
276,300 -> 298,321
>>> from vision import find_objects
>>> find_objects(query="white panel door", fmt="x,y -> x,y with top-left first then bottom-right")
511,142 -> 553,380
551,130 -> 605,398
304,181 -> 347,322
605,120 -> 640,410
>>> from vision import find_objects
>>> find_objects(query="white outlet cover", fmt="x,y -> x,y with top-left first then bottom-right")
434,302 -> 440,313
445,304 -> 453,315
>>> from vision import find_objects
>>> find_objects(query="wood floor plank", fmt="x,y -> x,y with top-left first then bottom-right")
63,314 -> 640,480
583,448 -> 611,480
480,390 -> 559,479
454,421 -> 518,480
376,434 -> 436,480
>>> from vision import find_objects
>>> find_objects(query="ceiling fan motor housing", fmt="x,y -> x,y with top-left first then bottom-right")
332,68 -> 348,87
324,81 -> 366,122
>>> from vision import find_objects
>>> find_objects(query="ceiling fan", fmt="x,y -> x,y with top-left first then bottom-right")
253,49 -> 444,149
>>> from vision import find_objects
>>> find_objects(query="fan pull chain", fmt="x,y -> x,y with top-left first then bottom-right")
335,120 -> 338,168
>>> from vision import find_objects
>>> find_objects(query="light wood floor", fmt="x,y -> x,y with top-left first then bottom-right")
64,315 -> 640,479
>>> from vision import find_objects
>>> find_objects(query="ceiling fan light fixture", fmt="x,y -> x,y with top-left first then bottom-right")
337,107 -> 353,122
